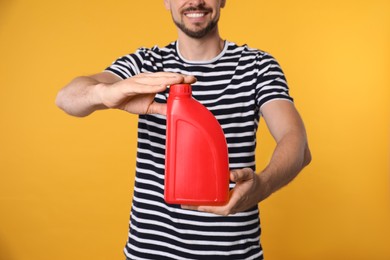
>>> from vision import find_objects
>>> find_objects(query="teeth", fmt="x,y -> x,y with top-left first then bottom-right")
186,13 -> 205,18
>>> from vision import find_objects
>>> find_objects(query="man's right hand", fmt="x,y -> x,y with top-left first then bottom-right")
95,72 -> 196,115
56,72 -> 196,117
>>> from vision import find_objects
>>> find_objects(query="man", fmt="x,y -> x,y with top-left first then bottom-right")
56,0 -> 311,259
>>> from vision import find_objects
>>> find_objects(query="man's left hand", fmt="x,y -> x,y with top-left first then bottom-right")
181,168 -> 264,216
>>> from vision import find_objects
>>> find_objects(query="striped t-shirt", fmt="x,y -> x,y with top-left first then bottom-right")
105,41 -> 293,260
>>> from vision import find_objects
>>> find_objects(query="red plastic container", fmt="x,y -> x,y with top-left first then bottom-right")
164,84 -> 229,206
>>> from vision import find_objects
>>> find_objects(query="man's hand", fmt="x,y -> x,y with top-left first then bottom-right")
96,72 -> 196,115
56,71 -> 196,117
181,168 -> 264,216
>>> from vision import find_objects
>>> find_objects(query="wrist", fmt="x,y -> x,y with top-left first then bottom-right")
89,82 -> 109,110
256,171 -> 272,202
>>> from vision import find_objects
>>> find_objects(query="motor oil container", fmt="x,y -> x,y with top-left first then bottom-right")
164,84 -> 229,206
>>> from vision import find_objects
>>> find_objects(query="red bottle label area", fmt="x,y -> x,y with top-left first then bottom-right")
164,84 -> 229,206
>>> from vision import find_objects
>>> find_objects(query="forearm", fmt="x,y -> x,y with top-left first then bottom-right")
257,131 -> 311,202
55,76 -> 107,117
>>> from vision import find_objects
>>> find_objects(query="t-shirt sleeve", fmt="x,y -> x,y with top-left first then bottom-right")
104,48 -> 146,79
255,52 -> 293,111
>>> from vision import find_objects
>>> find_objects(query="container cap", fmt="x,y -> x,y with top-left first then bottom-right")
170,84 -> 192,96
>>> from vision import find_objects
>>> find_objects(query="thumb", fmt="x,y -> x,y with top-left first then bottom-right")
146,102 -> 167,115
230,168 -> 255,182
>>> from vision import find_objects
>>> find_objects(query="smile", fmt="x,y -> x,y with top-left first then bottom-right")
185,12 -> 206,18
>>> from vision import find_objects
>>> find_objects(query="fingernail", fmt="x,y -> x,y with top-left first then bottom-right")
231,171 -> 237,181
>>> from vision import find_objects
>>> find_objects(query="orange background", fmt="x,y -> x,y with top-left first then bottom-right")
1,0 -> 389,259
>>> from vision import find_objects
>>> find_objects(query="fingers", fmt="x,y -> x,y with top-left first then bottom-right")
182,75 -> 197,84
181,204 -> 232,216
181,189 -> 241,216
181,168 -> 258,216
140,72 -> 183,78
135,73 -> 195,86
120,73 -> 196,95
144,72 -> 196,84
134,72 -> 196,86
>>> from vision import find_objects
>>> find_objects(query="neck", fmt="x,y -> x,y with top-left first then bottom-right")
177,29 -> 224,61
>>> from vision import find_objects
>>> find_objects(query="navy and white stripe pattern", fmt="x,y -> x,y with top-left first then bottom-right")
105,41 -> 292,260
